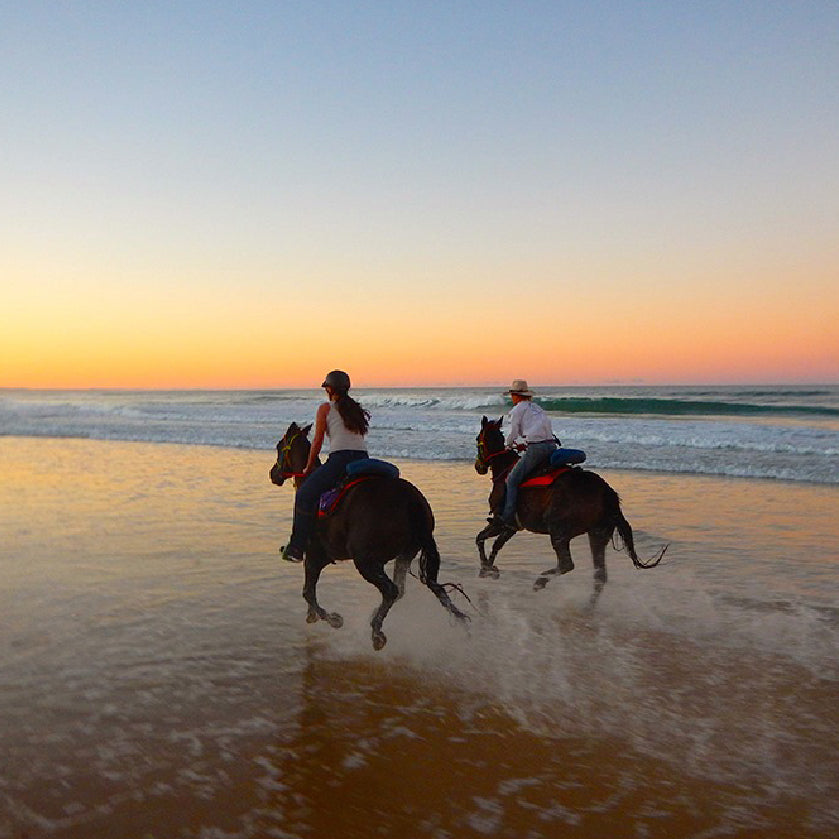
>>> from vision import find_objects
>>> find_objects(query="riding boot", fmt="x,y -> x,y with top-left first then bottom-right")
279,543 -> 304,562
281,510 -> 315,562
489,512 -> 518,532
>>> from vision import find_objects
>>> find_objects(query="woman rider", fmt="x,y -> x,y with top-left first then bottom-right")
280,370 -> 370,562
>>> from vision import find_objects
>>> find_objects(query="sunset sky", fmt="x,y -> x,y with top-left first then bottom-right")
2,2 -> 838,388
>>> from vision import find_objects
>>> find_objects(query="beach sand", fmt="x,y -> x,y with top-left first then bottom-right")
1,437 -> 837,838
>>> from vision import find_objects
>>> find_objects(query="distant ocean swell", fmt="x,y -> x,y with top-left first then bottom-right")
29,387 -> 832,418
327,390 -> 839,419
1,387 -> 837,484
530,396 -> 839,418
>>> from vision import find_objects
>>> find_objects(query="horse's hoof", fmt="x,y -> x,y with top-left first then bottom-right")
372,632 -> 387,651
479,565 -> 500,579
306,610 -> 319,624
533,576 -> 549,591
326,612 -> 344,629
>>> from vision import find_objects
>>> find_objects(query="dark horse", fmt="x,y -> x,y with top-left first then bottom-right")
474,416 -> 665,596
270,422 -> 469,650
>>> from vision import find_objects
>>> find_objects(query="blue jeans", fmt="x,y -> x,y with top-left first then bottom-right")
288,450 -> 368,552
502,441 -> 557,523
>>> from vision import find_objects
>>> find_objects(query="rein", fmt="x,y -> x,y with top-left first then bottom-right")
476,434 -> 517,482
491,461 -> 515,484
476,437 -> 515,470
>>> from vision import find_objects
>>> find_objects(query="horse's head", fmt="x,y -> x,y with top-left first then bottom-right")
269,422 -> 312,487
475,415 -> 505,474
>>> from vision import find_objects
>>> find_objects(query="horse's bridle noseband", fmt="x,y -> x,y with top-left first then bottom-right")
475,431 -> 508,471
277,429 -> 307,479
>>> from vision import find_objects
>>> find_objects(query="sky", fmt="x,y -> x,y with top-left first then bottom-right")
2,1 -> 838,389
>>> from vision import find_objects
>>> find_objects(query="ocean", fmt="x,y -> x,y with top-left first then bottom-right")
2,385 -> 838,837
2,384 -> 839,483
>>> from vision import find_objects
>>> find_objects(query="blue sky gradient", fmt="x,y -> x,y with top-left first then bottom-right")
3,2 -> 838,386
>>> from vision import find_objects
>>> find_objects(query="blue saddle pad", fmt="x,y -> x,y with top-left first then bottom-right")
345,457 -> 400,479
550,448 -> 586,467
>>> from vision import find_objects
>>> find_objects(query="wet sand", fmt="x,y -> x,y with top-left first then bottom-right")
1,437 -> 838,838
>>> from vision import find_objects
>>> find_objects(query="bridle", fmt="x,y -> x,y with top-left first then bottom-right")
276,428 -> 307,479
475,429 -> 512,472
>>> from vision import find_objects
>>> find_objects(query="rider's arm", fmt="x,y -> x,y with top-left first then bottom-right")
304,402 -> 330,475
505,403 -> 524,448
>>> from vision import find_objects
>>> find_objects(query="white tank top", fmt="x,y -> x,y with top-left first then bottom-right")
325,402 -> 367,452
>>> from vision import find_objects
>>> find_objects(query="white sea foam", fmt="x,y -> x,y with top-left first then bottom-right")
2,386 -> 838,483
363,566 -> 839,804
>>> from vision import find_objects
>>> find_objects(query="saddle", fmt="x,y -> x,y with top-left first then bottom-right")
519,447 -> 586,489
318,458 -> 400,518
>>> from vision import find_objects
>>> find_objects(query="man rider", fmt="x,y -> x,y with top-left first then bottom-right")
497,380 -> 557,529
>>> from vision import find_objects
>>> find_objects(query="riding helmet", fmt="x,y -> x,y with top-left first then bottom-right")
322,370 -> 351,391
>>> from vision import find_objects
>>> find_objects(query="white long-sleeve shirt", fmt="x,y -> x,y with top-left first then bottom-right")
505,400 -> 554,447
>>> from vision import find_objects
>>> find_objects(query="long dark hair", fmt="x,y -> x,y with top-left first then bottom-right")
334,391 -> 370,435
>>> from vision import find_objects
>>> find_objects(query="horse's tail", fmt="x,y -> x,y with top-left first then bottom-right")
412,490 -> 471,622
609,486 -> 667,569
400,481 -> 471,622
413,490 -> 441,585
613,504 -> 641,567
419,533 -> 442,586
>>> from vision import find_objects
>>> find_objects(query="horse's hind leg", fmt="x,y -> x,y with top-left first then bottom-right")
392,554 -> 414,601
302,556 -> 344,629
355,560 -> 399,651
586,527 -> 611,609
533,530 -> 575,591
588,528 -> 610,587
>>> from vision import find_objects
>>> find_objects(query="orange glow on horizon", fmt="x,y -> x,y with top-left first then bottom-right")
3,249 -> 837,389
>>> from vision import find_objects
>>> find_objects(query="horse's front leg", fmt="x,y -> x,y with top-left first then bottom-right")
476,524 -> 493,566
476,521 -> 515,579
533,529 -> 575,591
302,554 -> 344,629
355,559 -> 399,651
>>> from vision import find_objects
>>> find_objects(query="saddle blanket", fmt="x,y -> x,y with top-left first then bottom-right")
520,466 -> 570,488
318,478 -> 371,517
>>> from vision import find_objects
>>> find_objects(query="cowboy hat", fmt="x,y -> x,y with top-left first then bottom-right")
504,379 -> 534,396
